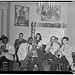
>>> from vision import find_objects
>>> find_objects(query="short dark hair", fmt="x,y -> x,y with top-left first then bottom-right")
55,37 -> 58,40
1,35 -> 6,39
62,37 -> 69,41
19,33 -> 24,36
50,36 -> 56,41
2,37 -> 8,43
61,37 -> 69,45
36,33 -> 42,41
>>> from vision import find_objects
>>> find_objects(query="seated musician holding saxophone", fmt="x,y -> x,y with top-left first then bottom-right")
1,37 -> 15,71
17,37 -> 33,71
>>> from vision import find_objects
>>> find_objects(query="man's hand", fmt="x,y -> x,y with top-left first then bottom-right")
20,60 -> 24,65
3,49 -> 8,53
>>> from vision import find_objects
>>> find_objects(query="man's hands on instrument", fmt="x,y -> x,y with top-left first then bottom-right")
55,50 -> 64,58
20,60 -> 24,65
1,45 -> 8,53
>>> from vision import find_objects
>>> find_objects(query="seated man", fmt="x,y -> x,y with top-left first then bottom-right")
17,37 -> 33,71
1,37 -> 15,71
57,37 -> 73,71
38,36 -> 61,71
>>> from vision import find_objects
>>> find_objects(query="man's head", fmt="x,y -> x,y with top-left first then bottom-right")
62,37 -> 69,45
19,33 -> 24,40
50,36 -> 56,43
27,37 -> 33,45
55,37 -> 58,43
2,37 -> 8,44
1,35 -> 6,40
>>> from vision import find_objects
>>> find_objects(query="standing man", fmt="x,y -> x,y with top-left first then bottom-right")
14,33 -> 26,62
1,37 -> 15,71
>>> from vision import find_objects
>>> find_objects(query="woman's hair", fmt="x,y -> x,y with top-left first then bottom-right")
35,33 -> 42,41
27,37 -> 33,44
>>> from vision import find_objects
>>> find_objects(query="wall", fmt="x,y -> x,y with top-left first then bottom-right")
67,2 -> 75,48
10,2 -> 36,44
0,2 -> 8,36
10,2 -> 69,44
35,2 -> 68,44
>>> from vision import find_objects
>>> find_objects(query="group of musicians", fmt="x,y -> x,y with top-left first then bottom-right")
0,33 -> 74,71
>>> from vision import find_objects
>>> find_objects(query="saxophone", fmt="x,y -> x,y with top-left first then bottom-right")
17,45 -> 37,71
17,22 -> 36,71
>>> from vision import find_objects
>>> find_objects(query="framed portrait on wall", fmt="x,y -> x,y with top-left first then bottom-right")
14,5 -> 29,26
41,2 -> 61,21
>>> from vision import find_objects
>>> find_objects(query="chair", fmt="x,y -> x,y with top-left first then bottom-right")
45,59 -> 52,71
2,61 -> 8,71
33,64 -> 39,71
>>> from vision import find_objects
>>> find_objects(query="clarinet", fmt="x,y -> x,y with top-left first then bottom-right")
17,45 -> 37,71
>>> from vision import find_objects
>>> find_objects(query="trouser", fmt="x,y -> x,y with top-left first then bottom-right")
28,48 -> 45,71
1,56 -> 13,71
0,58 -> 2,70
38,52 -> 59,71
58,56 -> 69,71
28,57 -> 44,71
39,52 -> 69,71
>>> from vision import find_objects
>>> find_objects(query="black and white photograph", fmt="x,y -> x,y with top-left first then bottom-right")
0,0 -> 75,74
14,5 -> 29,26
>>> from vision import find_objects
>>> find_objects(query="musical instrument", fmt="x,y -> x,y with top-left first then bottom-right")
0,44 -> 8,57
70,63 -> 75,73
17,45 -> 37,71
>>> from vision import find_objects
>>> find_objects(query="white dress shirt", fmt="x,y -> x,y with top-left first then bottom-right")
45,42 -> 51,53
45,42 -> 60,55
17,43 -> 28,61
4,43 -> 15,61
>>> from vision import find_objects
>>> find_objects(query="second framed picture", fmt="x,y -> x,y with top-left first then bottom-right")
14,5 -> 29,26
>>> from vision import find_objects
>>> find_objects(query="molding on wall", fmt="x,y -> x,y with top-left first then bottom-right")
1,9 -> 3,35
7,2 -> 10,40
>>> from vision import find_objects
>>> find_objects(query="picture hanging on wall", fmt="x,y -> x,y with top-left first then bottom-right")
14,5 -> 29,26
41,2 -> 61,21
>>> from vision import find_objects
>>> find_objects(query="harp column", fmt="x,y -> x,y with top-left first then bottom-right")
31,22 -> 36,45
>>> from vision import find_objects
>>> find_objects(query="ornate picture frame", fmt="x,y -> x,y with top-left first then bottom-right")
14,5 -> 29,26
41,4 -> 61,21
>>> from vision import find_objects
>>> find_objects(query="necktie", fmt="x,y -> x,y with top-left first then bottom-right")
28,45 -> 30,53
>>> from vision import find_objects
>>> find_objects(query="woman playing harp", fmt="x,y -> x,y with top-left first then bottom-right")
28,33 -> 44,71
